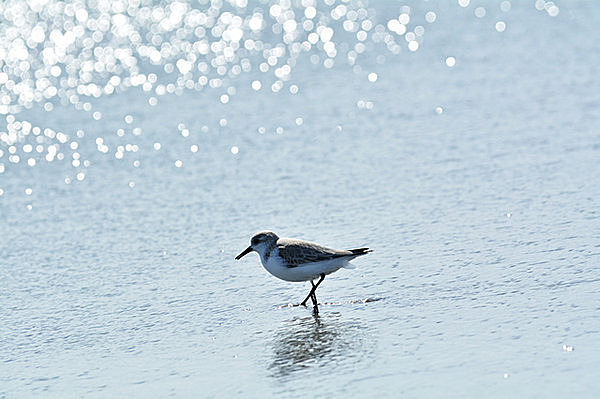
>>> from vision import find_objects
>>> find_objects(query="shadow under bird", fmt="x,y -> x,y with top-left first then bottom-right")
235,231 -> 372,312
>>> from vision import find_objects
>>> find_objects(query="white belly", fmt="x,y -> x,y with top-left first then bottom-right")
260,252 -> 347,282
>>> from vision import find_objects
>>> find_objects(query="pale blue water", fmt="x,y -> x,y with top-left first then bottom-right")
1,1 -> 599,397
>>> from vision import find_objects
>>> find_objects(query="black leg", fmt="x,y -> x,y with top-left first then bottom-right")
311,274 -> 325,313
300,274 -> 326,307
314,273 -> 325,290
301,280 -> 316,306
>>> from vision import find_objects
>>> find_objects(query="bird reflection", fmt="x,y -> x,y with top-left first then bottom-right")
269,311 -> 365,379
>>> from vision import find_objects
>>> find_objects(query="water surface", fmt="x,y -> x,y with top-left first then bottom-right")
1,1 -> 599,397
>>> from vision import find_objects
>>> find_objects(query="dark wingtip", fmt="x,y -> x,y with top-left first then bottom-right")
349,247 -> 372,255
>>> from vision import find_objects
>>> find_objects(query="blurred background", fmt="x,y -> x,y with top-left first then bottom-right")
1,0 -> 599,397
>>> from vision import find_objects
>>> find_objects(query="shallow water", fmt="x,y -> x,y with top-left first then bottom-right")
1,1 -> 600,397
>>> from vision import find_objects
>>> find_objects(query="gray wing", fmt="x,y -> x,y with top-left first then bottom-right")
277,239 -> 354,267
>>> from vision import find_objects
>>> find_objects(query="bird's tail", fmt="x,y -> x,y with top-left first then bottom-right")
342,247 -> 372,269
349,247 -> 372,256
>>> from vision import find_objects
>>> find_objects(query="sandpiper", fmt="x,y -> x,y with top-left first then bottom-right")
235,231 -> 371,312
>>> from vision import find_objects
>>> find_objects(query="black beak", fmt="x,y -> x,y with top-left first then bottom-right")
235,246 -> 253,260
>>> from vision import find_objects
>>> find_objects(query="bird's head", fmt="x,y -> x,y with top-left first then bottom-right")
235,231 -> 279,260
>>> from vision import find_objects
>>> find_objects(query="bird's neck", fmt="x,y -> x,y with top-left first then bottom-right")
260,242 -> 277,262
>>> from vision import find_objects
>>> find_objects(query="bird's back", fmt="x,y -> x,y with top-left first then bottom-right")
276,238 -> 370,267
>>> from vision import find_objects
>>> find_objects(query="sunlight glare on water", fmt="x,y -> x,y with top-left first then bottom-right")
1,0 -> 599,398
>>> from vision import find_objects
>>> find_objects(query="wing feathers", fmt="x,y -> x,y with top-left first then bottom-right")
277,239 -> 371,267
348,247 -> 372,256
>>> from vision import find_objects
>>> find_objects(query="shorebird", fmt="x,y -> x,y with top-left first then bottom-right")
235,231 -> 371,312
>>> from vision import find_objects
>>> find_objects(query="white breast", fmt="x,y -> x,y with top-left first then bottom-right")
259,247 -> 346,282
